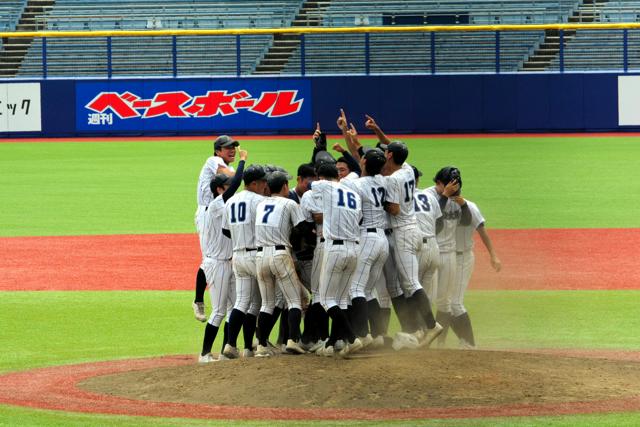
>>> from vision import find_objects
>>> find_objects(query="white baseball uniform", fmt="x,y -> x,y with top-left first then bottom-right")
224,190 -> 264,316
301,189 -> 324,303
386,163 -> 422,297
255,196 -> 306,314
195,156 -> 233,243
201,195 -> 237,327
414,189 -> 442,302
453,200 -> 485,317
342,175 -> 389,301
312,180 -> 362,310
426,186 -> 463,314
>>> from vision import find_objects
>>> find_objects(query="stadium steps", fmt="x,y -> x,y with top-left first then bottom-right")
0,0 -> 55,77
521,0 -> 609,71
253,0 -> 330,74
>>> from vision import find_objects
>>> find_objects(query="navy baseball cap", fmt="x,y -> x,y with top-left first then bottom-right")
214,135 -> 239,151
243,164 -> 267,185
314,150 -> 336,168
363,147 -> 386,175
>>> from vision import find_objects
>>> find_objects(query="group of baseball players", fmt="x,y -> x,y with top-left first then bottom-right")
192,111 -> 502,363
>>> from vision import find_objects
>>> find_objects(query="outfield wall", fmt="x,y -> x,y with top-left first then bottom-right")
1,73 -> 638,137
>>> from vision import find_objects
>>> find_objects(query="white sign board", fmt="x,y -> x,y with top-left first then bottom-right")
0,83 -> 42,132
617,75 -> 640,126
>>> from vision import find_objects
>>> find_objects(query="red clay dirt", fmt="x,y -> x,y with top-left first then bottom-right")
1,229 -> 639,291
1,351 -> 640,421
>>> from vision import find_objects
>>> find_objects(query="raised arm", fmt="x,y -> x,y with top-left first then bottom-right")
221,149 -> 247,202
365,114 -> 391,146
311,122 -> 327,164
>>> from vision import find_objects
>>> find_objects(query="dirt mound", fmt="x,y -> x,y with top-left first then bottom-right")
81,349 -> 640,409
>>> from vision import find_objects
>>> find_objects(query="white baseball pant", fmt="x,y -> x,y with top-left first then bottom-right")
350,230 -> 389,300
383,232 -> 403,298
310,238 -> 325,303
452,250 -> 475,317
231,249 -> 261,316
435,251 -> 456,314
392,225 -> 424,296
202,257 -> 234,327
256,247 -> 303,314
319,240 -> 358,310
418,237 -> 440,304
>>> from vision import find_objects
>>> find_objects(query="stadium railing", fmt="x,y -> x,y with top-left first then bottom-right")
3,23 -> 640,78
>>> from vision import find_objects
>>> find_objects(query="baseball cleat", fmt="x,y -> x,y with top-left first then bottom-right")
309,339 -> 327,353
421,323 -> 444,348
339,337 -> 364,357
334,340 -> 345,351
198,353 -> 218,364
317,344 -> 335,357
285,339 -> 307,354
392,332 -> 420,351
255,344 -> 274,358
217,353 -> 230,361
267,341 -> 283,354
192,302 -> 206,322
242,349 -> 254,358
222,344 -> 239,359
359,334 -> 374,348
370,335 -> 385,348
459,339 -> 477,350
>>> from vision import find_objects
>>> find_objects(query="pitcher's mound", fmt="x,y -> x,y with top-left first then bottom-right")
81,349 -> 640,409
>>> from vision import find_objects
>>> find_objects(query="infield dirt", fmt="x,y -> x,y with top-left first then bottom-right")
81,349 -> 640,409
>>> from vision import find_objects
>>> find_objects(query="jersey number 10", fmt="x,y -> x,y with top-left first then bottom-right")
229,202 -> 247,223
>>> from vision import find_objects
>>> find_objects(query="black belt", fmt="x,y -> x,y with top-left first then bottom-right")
366,228 -> 378,233
384,229 -> 393,235
423,237 -> 429,243
257,245 -> 286,252
331,240 -> 359,245
320,238 -> 325,243
245,248 -> 257,252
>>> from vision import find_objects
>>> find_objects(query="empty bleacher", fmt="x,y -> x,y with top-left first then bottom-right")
16,0 -> 301,77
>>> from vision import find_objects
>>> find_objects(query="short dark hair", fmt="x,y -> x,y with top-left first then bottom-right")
316,163 -> 339,180
267,171 -> 289,194
387,141 -> 409,164
434,166 -> 462,188
243,164 -> 267,186
297,163 -> 316,179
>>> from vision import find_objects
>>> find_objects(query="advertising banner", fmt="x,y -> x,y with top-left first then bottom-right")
0,83 -> 42,132
76,79 -> 311,132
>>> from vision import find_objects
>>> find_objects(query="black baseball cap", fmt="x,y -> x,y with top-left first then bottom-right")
363,147 -> 386,175
376,142 -> 388,151
243,164 -> 267,185
214,135 -> 239,151
314,150 -> 336,168
210,173 -> 231,193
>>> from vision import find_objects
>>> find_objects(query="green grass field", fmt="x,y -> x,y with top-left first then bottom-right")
1,135 -> 639,426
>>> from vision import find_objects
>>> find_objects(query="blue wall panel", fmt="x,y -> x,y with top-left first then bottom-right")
0,73 -> 632,137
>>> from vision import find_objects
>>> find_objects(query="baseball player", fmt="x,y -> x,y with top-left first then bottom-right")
198,150 -> 247,363
193,135 -> 238,322
312,163 -> 364,357
413,166 -> 443,305
425,167 -> 473,347
221,165 -> 267,359
383,141 -> 443,349
254,171 -> 308,356
341,148 -> 389,346
449,199 -> 502,348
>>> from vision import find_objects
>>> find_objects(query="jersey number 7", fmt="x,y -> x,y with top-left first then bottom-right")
261,204 -> 276,223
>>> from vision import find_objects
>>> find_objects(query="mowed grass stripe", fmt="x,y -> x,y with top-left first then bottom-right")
1,136 -> 640,237
1,290 -> 639,374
